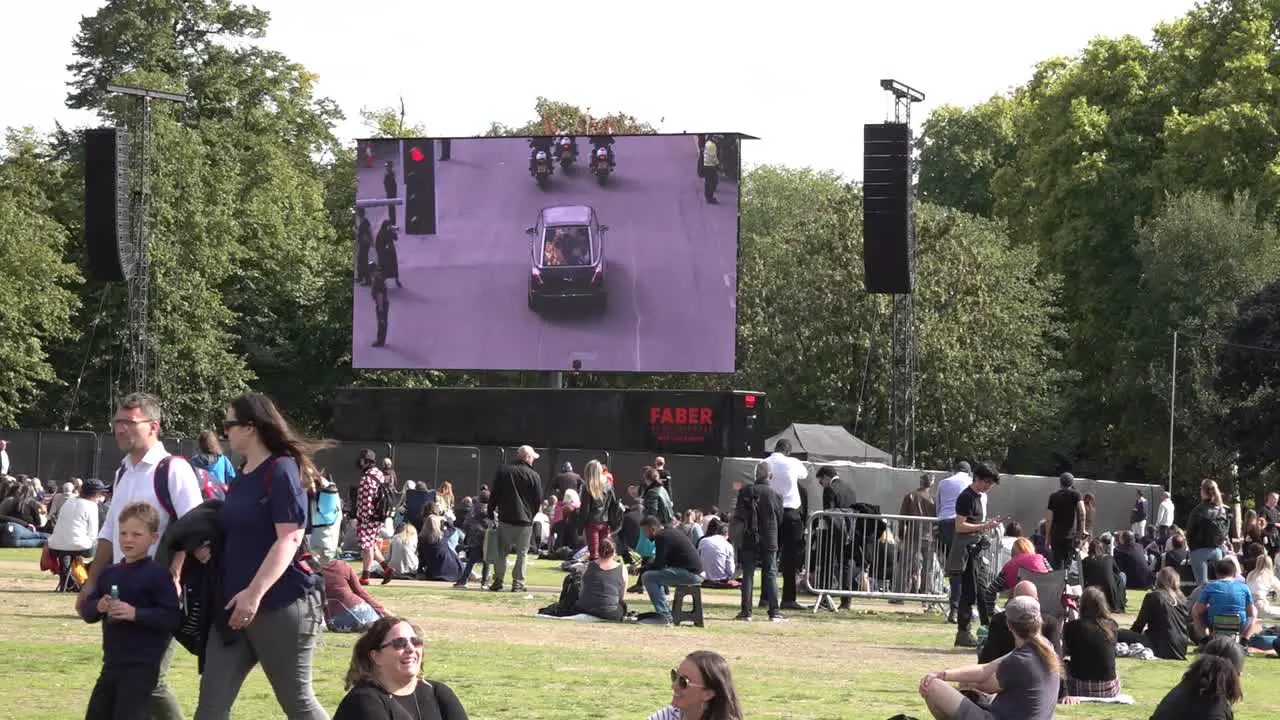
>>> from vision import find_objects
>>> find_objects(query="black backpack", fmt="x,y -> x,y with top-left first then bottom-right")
371,478 -> 398,519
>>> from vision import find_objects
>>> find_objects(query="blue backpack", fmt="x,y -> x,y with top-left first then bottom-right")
311,487 -> 341,528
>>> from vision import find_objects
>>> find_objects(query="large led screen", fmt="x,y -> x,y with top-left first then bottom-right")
352,134 -> 740,372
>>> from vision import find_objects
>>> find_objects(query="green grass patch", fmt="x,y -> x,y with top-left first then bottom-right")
1,548 -> 1279,718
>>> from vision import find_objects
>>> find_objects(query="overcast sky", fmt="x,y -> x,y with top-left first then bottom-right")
2,0 -> 1201,179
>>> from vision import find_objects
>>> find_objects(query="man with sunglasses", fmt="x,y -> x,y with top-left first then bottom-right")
77,393 -> 203,720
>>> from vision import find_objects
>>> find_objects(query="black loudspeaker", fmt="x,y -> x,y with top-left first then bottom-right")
84,128 -> 131,282
863,123 -> 912,294
403,141 -> 437,235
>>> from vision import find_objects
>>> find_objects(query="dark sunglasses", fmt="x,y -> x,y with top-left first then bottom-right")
670,669 -> 703,690
221,419 -> 252,432
380,636 -> 424,651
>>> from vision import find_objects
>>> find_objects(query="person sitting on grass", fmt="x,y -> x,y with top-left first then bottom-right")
918,596 -> 1061,720
698,518 -> 738,589
978,580 -> 1061,663
320,549 -> 387,633
1194,557 -> 1255,642
1149,636 -> 1245,720
80,501 -> 182,719
1062,586 -> 1122,699
647,650 -> 743,720
1125,565 -> 1191,660
334,616 -> 469,720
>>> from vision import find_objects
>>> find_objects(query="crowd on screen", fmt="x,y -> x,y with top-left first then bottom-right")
1,393 -> 1275,719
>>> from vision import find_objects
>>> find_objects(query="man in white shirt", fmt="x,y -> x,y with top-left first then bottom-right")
49,479 -> 106,556
698,519 -> 737,586
0,439 -> 9,475
1155,490 -> 1175,542
765,439 -> 808,609
934,460 -> 971,624
77,393 -> 202,720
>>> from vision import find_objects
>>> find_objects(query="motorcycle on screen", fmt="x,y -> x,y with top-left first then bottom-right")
557,138 -> 576,170
591,147 -> 612,185
532,150 -> 553,187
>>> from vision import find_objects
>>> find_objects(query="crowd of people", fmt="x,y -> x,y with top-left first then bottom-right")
2,405 -> 1275,719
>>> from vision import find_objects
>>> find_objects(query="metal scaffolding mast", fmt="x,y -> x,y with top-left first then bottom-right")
881,80 -> 924,468
107,84 -> 190,395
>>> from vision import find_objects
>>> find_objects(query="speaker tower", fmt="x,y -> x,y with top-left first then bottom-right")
84,128 -> 131,282
862,123 -> 912,294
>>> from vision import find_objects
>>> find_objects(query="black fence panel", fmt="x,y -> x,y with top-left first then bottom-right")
608,451 -> 722,515
390,442 -> 439,490
436,446 -> 482,499
501,447 -> 553,492
545,449 -> 612,481
317,441 -> 392,494
476,447 -> 507,496
0,429 -> 42,478
38,431 -> 99,486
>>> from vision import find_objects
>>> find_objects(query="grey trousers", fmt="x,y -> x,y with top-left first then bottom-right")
492,523 -> 533,588
193,591 -> 328,720
149,639 -> 184,720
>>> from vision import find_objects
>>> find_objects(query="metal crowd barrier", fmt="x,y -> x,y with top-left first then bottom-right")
802,509 -> 1003,608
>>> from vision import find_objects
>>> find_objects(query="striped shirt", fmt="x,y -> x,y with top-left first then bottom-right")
648,706 -> 682,720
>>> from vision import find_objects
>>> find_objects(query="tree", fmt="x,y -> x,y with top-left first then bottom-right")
1216,278 -> 1280,483
736,166 -> 1066,464
1121,191 -> 1280,488
484,97 -> 658,137
917,96 -> 1021,218
0,129 -> 83,426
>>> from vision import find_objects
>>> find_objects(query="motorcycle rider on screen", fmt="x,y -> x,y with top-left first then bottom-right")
528,136 -> 555,176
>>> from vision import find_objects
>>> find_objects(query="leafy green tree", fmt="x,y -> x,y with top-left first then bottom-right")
1122,191 -> 1280,488
485,97 -> 658,137
917,96 -> 1021,218
1216,278 -> 1280,483
0,129 -> 83,426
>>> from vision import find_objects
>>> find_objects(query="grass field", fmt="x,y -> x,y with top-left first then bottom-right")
1,548 -> 1278,719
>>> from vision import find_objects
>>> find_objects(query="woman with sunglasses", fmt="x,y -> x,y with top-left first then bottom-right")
647,650 -> 743,720
334,616 -> 469,720
194,393 -> 333,720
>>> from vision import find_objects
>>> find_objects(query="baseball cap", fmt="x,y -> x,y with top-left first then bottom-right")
1005,596 -> 1042,626
82,478 -> 107,496
518,445 -> 540,460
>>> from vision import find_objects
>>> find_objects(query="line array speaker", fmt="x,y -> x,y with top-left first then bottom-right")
863,122 -> 912,294
84,128 -> 131,282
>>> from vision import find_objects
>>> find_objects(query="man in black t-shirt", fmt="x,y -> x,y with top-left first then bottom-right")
952,462 -> 1003,647
639,516 -> 704,625
1044,472 -> 1085,570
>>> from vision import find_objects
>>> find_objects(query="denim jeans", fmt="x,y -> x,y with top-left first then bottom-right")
642,567 -> 702,618
327,602 -> 380,633
3,523 -> 49,548
739,549 -> 779,617
1190,547 -> 1223,585
937,520 -> 960,612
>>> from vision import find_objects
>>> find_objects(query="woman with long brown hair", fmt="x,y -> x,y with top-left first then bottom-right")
919,596 -> 1060,720
1127,565 -> 1191,659
1062,586 -> 1121,698
647,650 -> 743,720
193,392 -> 334,720
334,615 -> 469,719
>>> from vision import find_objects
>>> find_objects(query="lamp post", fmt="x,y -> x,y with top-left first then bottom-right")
1167,330 -> 1178,494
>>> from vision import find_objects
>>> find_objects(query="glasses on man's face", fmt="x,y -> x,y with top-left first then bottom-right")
670,669 -> 703,690
111,418 -> 152,429
380,636 -> 424,651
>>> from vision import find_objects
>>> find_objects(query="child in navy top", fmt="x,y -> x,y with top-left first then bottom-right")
81,501 -> 182,720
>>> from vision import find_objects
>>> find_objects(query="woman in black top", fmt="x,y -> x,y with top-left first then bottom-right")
1062,586 -> 1121,698
1126,566 -> 1191,660
1081,540 -> 1126,612
334,616 -> 469,720
1150,636 -> 1245,720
